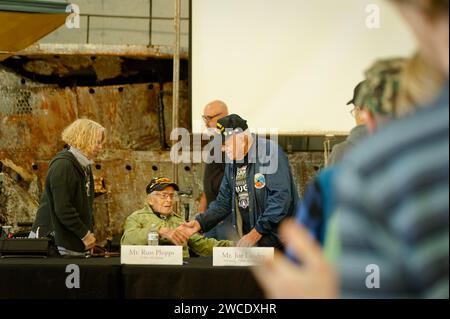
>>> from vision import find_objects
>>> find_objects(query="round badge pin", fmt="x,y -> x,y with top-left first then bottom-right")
254,173 -> 266,189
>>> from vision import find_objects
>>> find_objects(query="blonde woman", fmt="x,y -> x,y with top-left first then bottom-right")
31,119 -> 105,256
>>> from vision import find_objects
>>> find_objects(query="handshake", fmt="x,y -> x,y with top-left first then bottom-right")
160,220 -> 263,247
159,220 -> 202,246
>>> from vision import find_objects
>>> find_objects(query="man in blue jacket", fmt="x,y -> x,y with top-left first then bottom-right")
179,114 -> 299,249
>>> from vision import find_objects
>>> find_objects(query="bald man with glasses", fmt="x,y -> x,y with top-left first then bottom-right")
198,100 -> 234,240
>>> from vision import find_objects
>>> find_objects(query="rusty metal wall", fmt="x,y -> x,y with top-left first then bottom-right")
0,172 -> 38,228
0,63 -> 192,244
0,64 -> 324,245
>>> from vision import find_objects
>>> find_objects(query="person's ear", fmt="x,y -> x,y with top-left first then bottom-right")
361,109 -> 377,134
147,195 -> 154,206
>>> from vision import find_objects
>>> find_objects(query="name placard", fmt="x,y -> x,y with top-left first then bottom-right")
120,245 -> 183,265
213,247 -> 274,266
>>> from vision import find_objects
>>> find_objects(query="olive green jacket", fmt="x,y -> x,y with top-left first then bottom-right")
121,205 -> 233,258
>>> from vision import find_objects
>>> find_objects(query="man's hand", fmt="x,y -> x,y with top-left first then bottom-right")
82,232 -> 96,250
177,220 -> 202,238
237,228 -> 262,247
251,219 -> 339,299
159,227 -> 190,246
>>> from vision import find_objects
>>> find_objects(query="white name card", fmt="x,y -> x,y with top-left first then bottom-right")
213,247 -> 274,266
120,245 -> 183,265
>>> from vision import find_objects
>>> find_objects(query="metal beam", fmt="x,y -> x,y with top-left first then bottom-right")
172,0 -> 181,184
7,43 -> 189,59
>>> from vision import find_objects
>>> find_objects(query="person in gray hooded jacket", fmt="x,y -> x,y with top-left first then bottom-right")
327,81 -> 369,166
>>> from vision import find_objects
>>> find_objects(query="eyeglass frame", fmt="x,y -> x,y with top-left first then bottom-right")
202,112 -> 223,124
152,191 -> 178,201
349,106 -> 361,118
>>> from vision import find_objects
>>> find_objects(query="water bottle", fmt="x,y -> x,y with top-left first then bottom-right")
147,224 -> 159,246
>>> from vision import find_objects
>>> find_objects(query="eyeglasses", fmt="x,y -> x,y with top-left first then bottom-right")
153,192 -> 178,201
202,112 -> 223,124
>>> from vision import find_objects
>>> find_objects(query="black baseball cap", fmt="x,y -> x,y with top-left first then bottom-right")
216,114 -> 248,140
347,80 -> 366,106
146,177 -> 179,194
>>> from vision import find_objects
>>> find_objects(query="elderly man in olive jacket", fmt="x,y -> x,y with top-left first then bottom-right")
121,177 -> 233,258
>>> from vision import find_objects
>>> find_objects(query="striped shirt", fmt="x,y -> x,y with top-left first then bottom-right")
334,82 -> 449,298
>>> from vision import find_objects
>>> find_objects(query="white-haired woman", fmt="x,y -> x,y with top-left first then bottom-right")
31,119 -> 105,256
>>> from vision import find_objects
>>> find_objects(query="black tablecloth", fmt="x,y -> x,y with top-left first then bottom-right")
0,257 -> 264,299
0,257 -> 122,299
122,257 -> 264,299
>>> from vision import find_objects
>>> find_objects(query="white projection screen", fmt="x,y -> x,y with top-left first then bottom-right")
191,0 -> 417,134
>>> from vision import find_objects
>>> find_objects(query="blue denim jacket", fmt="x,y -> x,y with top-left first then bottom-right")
196,135 -> 299,248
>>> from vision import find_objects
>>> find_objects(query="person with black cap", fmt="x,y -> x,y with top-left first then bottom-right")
178,114 -> 299,249
326,81 -> 369,166
121,177 -> 233,258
